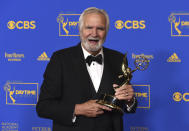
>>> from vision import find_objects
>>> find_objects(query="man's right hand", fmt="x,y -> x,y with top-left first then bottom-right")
74,100 -> 112,117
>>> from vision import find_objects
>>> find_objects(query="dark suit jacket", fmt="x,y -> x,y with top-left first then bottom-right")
36,43 -> 136,131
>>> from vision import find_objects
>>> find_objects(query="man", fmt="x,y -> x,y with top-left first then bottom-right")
36,7 -> 136,131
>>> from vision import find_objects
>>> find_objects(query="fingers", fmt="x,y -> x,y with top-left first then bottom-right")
79,99 -> 112,117
95,110 -> 104,115
114,84 -> 134,101
90,100 -> 112,111
91,104 -> 111,117
115,84 -> 132,92
96,104 -> 112,111
113,84 -> 119,89
88,110 -> 104,117
115,88 -> 133,96
115,85 -> 133,95
88,100 -> 98,103
115,92 -> 134,100
86,104 -> 110,117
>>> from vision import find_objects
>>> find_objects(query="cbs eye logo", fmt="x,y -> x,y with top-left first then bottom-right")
115,20 -> 146,30
7,21 -> 36,30
173,92 -> 189,102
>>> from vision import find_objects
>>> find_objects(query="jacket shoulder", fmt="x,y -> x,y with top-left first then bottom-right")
53,45 -> 78,56
103,47 -> 124,58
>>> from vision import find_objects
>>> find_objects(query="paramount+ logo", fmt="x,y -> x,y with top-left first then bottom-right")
7,20 -> 36,30
173,92 -> 189,102
115,20 -> 146,30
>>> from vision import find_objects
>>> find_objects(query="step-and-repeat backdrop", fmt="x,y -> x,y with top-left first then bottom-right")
1,0 -> 189,131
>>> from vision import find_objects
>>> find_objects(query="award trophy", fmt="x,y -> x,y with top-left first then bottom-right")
97,53 -> 149,113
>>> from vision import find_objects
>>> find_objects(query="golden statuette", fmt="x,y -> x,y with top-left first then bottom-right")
97,53 -> 149,113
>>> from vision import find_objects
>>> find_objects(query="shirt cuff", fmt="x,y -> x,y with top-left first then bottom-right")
126,97 -> 136,112
72,114 -> 76,123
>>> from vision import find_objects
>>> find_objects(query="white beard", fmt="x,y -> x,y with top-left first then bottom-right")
82,40 -> 102,52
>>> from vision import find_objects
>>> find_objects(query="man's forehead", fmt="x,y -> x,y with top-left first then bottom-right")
83,12 -> 105,20
83,13 -> 106,26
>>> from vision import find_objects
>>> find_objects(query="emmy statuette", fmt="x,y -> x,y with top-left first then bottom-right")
96,53 -> 149,113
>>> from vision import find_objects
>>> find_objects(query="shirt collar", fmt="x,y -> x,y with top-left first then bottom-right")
81,44 -> 104,59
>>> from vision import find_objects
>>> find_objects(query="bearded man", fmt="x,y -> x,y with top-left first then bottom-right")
36,7 -> 136,131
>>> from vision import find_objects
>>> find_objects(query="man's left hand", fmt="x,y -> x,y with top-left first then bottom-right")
113,84 -> 134,102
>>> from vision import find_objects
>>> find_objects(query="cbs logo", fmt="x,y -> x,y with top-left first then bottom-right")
7,21 -> 36,29
115,20 -> 145,30
173,92 -> 189,102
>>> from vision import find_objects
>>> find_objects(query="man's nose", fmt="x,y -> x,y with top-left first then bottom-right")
91,28 -> 97,37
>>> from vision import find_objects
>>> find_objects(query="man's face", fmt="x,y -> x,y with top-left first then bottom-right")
80,13 -> 107,55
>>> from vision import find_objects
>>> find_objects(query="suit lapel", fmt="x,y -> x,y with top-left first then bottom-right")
97,48 -> 115,96
72,44 -> 115,99
72,43 -> 96,99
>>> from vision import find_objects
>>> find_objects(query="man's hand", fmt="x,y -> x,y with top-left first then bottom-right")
113,84 -> 134,102
74,100 -> 112,117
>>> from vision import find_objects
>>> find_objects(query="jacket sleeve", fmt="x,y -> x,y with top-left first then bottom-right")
36,52 -> 75,126
124,97 -> 137,113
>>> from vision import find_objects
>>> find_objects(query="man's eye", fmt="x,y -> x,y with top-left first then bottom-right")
98,27 -> 105,30
86,27 -> 92,29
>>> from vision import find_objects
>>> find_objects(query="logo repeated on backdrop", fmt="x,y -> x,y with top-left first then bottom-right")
173,92 -> 189,102
3,82 -> 38,105
0,122 -> 19,131
132,85 -> 150,109
130,127 -> 149,131
37,52 -> 50,61
57,14 -> 80,36
7,20 -> 36,30
5,52 -> 24,61
32,127 -> 51,131
115,19 -> 146,30
167,53 -> 181,62
169,13 -> 189,36
132,53 -> 154,62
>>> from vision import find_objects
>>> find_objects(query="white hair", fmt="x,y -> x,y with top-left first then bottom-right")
79,7 -> 110,33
